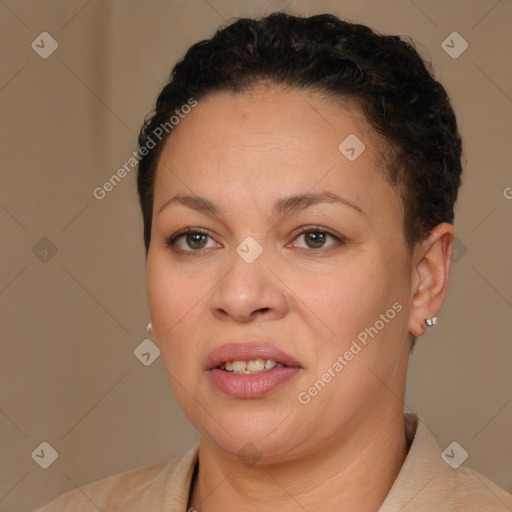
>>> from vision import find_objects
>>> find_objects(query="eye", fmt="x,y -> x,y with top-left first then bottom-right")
291,227 -> 343,250
166,228 -> 220,253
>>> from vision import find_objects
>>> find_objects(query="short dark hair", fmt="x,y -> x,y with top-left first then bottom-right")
137,13 -> 464,350
137,12 -> 462,259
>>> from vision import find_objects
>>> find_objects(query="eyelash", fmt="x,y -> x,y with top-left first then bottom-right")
165,226 -> 345,255
165,228 -> 215,255
291,226 -> 345,252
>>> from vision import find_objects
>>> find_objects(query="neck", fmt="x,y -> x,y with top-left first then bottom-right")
188,410 -> 409,512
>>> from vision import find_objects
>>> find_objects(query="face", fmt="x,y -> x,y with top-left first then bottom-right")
146,86 -> 414,463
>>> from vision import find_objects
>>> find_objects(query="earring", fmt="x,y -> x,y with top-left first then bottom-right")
147,321 -> 153,336
425,316 -> 438,327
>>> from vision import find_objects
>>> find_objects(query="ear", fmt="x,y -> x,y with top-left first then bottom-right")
407,223 -> 455,337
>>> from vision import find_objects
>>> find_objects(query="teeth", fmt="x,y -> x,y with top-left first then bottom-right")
232,361 -> 247,372
219,359 -> 285,374
247,359 -> 265,371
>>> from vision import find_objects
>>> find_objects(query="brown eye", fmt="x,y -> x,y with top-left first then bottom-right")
166,229 -> 219,253
303,231 -> 327,248
186,232 -> 208,249
291,228 -> 343,251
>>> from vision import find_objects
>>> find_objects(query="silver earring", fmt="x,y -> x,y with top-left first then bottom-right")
147,321 -> 153,336
425,316 -> 438,327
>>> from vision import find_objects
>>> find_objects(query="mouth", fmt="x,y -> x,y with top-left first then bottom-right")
206,341 -> 302,372
217,359 -> 287,374
206,341 -> 302,398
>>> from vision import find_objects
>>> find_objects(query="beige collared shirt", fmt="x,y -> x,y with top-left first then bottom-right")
35,414 -> 512,511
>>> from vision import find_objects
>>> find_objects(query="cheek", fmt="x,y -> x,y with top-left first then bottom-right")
293,259 -> 390,333
298,259 -> 407,378
147,252 -> 202,321
146,254 -> 214,360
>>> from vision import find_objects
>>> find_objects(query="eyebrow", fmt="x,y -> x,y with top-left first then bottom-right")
158,194 -> 216,215
157,192 -> 366,217
274,192 -> 365,216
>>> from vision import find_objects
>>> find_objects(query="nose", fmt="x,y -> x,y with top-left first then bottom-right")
209,254 -> 289,323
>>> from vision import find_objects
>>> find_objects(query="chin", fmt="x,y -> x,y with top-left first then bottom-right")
192,405 -> 307,461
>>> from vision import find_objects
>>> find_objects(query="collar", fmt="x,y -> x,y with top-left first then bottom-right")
378,413 -> 455,511
163,413 -> 456,511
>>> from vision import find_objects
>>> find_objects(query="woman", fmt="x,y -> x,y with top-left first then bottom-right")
36,12 -> 512,512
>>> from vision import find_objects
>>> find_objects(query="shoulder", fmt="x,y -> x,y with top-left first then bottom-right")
34,461 -> 170,512
451,466 -> 512,511
34,446 -> 198,512
383,415 -> 512,511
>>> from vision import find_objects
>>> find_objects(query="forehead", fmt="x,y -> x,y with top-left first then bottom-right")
154,86 -> 400,219
159,86 -> 374,161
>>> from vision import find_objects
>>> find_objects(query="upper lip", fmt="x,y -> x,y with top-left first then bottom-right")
206,341 -> 302,370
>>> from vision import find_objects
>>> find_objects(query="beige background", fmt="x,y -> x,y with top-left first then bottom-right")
0,0 -> 511,510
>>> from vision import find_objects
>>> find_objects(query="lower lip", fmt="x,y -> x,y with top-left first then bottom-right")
209,367 -> 301,398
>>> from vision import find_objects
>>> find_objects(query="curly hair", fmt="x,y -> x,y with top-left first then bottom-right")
137,12 -> 462,260
137,13 -> 464,349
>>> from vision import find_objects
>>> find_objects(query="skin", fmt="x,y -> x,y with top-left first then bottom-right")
145,85 -> 454,512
